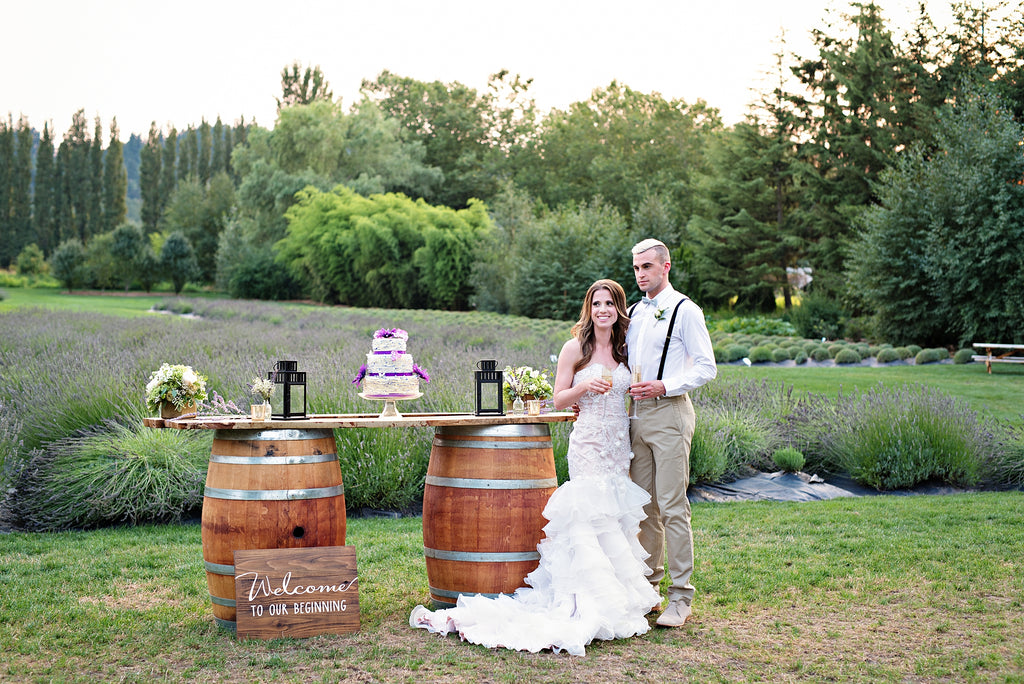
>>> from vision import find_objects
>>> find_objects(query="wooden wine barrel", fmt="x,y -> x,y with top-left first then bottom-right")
201,428 -> 346,630
422,423 -> 557,608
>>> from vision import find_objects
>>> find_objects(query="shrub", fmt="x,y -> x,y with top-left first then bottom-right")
814,385 -> 992,490
5,420 -> 211,531
15,243 -> 47,276
895,346 -> 914,360
986,422 -> 1024,488
875,348 -> 901,364
907,344 -> 923,356
810,346 -> 832,362
771,348 -> 791,363
788,291 -> 846,340
834,348 -> 862,365
953,348 -> 975,364
747,346 -> 775,364
723,344 -> 750,363
793,351 -> 808,365
915,347 -> 948,365
50,238 -> 87,290
772,447 -> 806,473
711,316 -> 797,337
827,343 -> 848,358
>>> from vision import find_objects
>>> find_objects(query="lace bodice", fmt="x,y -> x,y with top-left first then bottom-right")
568,363 -> 632,481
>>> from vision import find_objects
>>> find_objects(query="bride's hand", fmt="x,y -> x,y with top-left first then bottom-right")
587,378 -> 611,394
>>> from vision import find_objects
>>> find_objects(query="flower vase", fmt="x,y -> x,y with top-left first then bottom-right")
512,396 -> 525,415
160,401 -> 196,419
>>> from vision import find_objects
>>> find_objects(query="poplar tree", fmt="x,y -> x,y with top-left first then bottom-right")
160,126 -> 177,210
33,123 -> 57,255
62,110 -> 91,243
211,117 -> 226,176
198,118 -> 211,186
86,117 -> 103,239
139,122 -> 162,232
0,118 -> 11,266
102,118 -> 127,231
9,116 -> 34,263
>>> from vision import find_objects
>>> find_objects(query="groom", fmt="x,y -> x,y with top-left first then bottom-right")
626,238 -> 717,627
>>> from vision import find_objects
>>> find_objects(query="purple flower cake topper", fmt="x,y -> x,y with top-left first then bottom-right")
413,364 -> 430,383
373,328 -> 408,340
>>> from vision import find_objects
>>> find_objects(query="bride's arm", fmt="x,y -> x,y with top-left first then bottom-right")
553,338 -> 604,410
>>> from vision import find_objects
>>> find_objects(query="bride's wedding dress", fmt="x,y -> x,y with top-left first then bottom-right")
410,363 -> 660,655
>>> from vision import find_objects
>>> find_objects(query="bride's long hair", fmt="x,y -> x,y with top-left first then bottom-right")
570,279 -> 630,374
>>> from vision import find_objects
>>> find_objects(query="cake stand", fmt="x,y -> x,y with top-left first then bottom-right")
358,392 -> 422,418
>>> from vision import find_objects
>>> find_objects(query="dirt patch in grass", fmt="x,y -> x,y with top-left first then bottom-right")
78,579 -> 185,611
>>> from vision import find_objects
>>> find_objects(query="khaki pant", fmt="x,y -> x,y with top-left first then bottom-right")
629,393 -> 695,605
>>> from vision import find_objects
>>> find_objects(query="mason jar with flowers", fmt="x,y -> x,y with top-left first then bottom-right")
502,365 -> 553,414
145,363 -> 208,419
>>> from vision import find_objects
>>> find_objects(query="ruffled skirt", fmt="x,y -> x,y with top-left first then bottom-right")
410,474 -> 659,656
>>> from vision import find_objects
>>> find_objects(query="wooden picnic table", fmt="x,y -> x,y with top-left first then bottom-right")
972,343 -> 1024,374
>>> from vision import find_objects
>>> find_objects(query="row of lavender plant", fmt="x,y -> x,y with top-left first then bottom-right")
2,299 -> 1021,530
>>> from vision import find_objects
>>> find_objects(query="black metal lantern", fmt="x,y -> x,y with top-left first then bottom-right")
474,360 -> 505,416
269,360 -> 307,420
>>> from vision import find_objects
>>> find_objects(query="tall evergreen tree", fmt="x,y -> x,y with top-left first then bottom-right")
102,118 -> 127,231
33,123 -> 57,255
139,122 -> 162,232
198,118 -> 211,185
211,116 -> 226,176
180,125 -> 197,181
54,140 -> 71,244
786,2 -> 936,292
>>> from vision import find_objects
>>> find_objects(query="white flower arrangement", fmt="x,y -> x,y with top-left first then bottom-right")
249,377 -> 275,402
502,365 -> 553,404
145,363 -> 208,412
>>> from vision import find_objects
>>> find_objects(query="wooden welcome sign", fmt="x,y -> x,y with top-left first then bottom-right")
234,546 -> 359,639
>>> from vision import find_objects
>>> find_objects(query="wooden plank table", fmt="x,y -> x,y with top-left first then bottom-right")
145,411 -> 575,430
971,343 -> 1024,374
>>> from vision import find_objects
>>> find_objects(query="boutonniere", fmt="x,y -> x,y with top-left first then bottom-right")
654,307 -> 667,321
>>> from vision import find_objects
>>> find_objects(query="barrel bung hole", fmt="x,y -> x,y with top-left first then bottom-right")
292,526 -> 305,539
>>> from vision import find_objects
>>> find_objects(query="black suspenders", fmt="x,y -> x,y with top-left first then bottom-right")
628,297 -> 688,380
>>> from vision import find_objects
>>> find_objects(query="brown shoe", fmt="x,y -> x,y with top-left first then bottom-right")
646,602 -> 663,615
655,599 -> 691,627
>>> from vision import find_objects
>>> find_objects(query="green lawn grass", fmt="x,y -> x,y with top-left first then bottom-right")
1,493 -> 1021,682
0,287 -> 211,318
720,362 -> 1024,423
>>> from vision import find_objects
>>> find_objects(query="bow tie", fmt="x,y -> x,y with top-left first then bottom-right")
641,296 -> 657,307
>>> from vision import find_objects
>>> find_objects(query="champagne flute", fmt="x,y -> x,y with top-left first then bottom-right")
628,363 -> 642,419
600,365 -> 614,391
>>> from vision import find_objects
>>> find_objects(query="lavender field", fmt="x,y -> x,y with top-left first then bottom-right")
1,296 -> 1021,531
0,298 -> 576,527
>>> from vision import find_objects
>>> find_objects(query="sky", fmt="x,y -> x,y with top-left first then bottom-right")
4,0 -> 955,141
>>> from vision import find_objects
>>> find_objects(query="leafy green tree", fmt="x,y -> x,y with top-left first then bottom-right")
277,61 -> 333,111
849,87 -> 1024,346
102,119 -> 127,232
109,222 -> 145,290
362,69 -> 538,208
15,243 -> 47,276
212,117 -> 227,176
139,122 -> 162,232
50,238 -> 86,290
515,81 -> 719,227
33,123 -> 57,256
83,230 -> 118,289
278,186 -> 490,309
59,110 -> 93,244
159,231 -> 199,294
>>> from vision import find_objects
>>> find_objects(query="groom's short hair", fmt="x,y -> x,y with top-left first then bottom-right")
632,238 -> 669,263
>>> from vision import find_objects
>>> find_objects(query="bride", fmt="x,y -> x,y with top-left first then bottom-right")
410,279 -> 660,655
